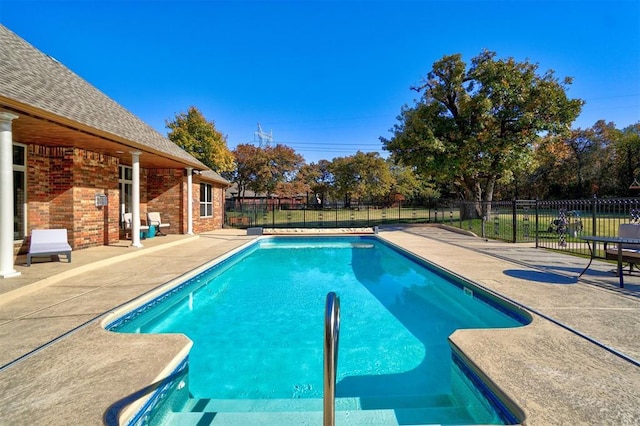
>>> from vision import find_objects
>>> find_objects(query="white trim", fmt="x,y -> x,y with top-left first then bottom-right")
186,168 -> 194,234
130,152 -> 143,248
0,111 -> 20,278
13,142 -> 27,242
119,164 -> 133,224
200,182 -> 213,218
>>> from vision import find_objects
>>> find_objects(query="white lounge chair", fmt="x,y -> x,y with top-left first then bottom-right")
147,212 -> 170,235
123,212 -> 149,239
27,229 -> 72,266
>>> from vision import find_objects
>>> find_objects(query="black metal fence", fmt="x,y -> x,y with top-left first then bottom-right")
225,197 -> 640,258
452,197 -> 640,255
225,198 -> 458,229
535,198 -> 640,257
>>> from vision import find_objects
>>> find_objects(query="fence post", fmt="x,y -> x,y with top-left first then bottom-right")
535,199 -> 539,248
263,203 -> 268,227
592,195 -> 597,236
591,195 -> 598,254
512,199 -> 517,243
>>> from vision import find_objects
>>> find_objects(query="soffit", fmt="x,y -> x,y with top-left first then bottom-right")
4,101 -> 199,170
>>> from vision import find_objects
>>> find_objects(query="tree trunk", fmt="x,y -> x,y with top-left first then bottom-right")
473,181 -> 484,218
482,174 -> 498,219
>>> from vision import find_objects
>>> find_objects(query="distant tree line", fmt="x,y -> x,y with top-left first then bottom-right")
166,51 -> 640,208
526,120 -> 640,200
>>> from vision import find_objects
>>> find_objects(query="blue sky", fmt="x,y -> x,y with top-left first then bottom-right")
1,0 -> 639,163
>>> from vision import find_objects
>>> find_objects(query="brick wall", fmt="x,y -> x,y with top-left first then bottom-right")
213,184 -> 224,229
22,145 -> 119,251
49,147 -> 74,232
19,145 -> 225,254
18,145 -> 54,254
147,169 -> 183,233
146,172 -> 225,234
27,145 -> 53,229
192,179 -> 225,233
71,149 -> 119,249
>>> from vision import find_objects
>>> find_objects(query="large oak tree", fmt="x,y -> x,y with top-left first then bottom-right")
382,50 -> 583,215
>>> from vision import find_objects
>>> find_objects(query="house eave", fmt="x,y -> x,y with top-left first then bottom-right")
1,98 -> 206,170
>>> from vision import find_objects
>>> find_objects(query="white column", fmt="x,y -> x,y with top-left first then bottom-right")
186,167 -> 194,235
131,151 -> 143,248
0,112 -> 20,278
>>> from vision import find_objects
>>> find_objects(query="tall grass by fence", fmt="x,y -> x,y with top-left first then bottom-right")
225,197 -> 640,259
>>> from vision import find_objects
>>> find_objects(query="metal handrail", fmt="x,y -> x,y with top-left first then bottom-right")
323,291 -> 340,426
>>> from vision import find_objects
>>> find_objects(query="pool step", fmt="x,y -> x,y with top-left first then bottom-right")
183,393 -> 455,412
165,406 -> 475,425
161,394 -> 477,425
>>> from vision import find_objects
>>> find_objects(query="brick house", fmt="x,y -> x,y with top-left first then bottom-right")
0,25 -> 229,278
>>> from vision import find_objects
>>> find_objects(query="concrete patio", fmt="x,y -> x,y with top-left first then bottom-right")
0,226 -> 638,425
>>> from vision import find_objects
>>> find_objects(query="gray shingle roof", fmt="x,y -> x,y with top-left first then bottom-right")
200,170 -> 230,186
0,24 -> 209,169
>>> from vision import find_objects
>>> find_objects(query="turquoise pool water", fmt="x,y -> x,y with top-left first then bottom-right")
109,236 -> 529,425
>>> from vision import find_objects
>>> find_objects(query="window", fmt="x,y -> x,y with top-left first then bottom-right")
13,144 -> 26,241
200,183 -> 212,217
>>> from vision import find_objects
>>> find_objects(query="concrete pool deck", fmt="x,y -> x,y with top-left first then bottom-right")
0,225 -> 638,425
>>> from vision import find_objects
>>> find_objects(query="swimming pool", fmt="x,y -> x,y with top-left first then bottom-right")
106,236 -> 530,425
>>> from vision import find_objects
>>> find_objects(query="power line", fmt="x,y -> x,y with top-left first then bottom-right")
296,147 -> 386,153
236,140 -> 384,148
282,141 -> 383,147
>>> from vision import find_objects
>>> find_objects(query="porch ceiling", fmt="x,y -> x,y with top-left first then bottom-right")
7,107 -> 198,170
